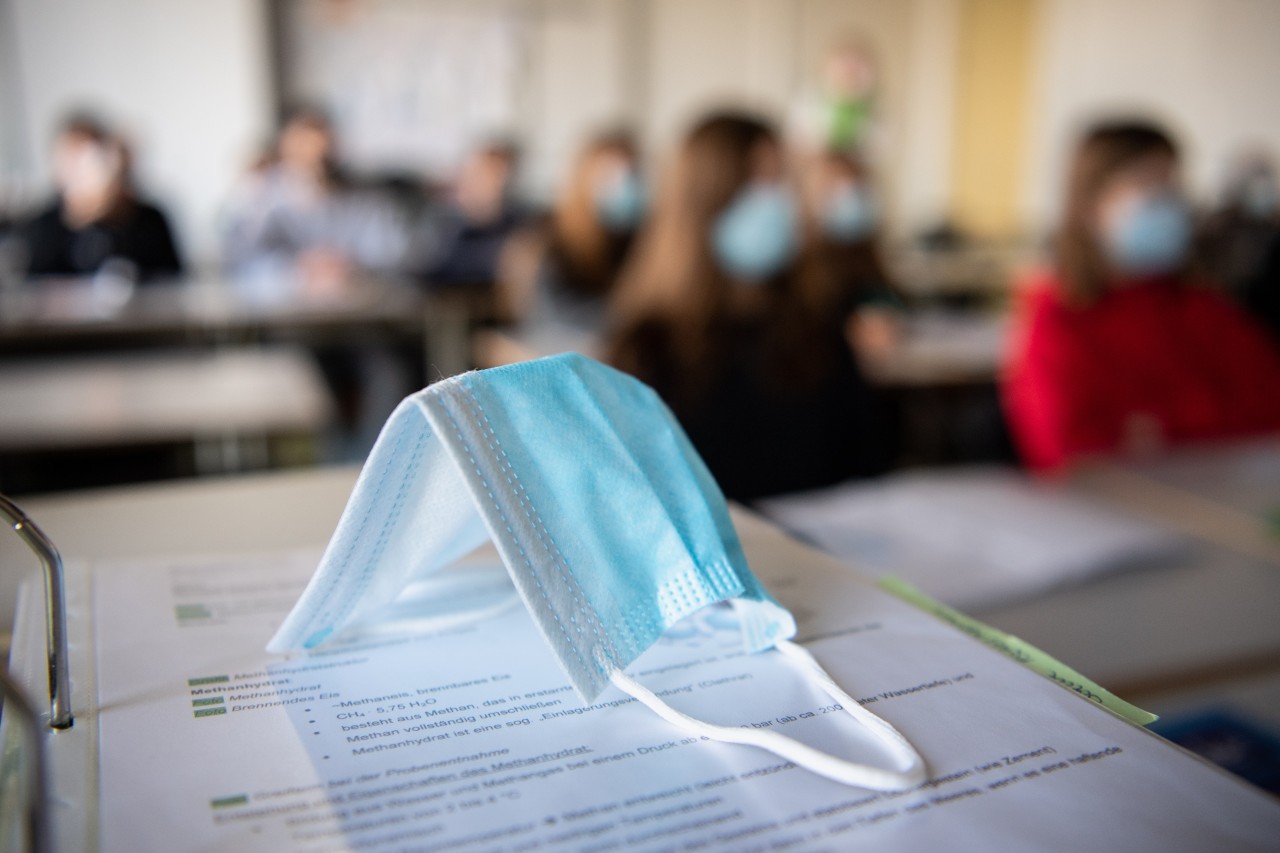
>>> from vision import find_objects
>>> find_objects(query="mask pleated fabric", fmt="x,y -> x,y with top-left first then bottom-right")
269,353 -> 925,791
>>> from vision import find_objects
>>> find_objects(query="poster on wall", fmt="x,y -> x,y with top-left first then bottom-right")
278,0 -> 527,180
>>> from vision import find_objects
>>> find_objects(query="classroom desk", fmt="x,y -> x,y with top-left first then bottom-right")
471,321 -> 599,370
0,347 -> 333,453
0,275 -> 471,380
977,525 -> 1280,722
5,450 -> 1277,724
1075,439 -> 1280,533
9,465 -> 1280,851
1059,442 -> 1280,727
474,309 -> 1007,389
889,241 -> 1032,305
474,312 -> 1011,467
0,467 -> 358,648
858,310 -> 1007,388
0,276 -> 415,341
757,441 -> 1280,731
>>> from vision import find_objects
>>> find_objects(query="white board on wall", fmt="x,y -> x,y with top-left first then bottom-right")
279,0 -> 528,179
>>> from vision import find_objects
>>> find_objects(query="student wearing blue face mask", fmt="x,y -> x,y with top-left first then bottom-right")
498,130 -> 644,329
1002,120 -> 1280,473
803,149 -> 904,361
606,112 -> 891,502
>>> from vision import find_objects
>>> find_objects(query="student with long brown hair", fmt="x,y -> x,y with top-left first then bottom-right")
802,148 -> 903,360
1002,119 -> 1280,472
606,112 -> 890,502
500,130 -> 643,326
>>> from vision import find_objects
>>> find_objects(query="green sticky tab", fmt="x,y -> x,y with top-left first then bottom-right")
188,675 -> 230,687
1266,507 -> 1280,538
878,576 -> 1158,727
194,707 -> 227,718
210,795 -> 248,809
176,604 -> 213,621
192,697 -> 224,707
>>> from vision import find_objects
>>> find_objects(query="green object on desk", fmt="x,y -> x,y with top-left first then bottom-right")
878,575 -> 1159,728
1267,507 -> 1280,538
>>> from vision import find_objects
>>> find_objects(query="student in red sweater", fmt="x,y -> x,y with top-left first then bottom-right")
1002,120 -> 1280,472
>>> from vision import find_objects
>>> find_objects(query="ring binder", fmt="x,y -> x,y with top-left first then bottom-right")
0,668 -> 50,853
1,495 -> 73,730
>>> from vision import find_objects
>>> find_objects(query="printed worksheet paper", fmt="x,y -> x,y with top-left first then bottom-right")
91,543 -> 1280,852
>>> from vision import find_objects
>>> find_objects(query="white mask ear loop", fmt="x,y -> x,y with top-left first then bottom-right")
609,639 -> 926,791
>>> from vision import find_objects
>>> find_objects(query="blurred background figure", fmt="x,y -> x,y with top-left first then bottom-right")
17,111 -> 183,282
222,105 -> 406,298
222,105 -> 412,458
498,129 -> 644,329
1199,150 -> 1280,344
791,35 -> 880,156
1002,119 -> 1280,473
802,148 -> 903,364
415,139 -> 526,295
606,112 -> 891,504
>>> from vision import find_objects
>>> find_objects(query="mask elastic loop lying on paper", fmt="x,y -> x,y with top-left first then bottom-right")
608,639 -> 926,792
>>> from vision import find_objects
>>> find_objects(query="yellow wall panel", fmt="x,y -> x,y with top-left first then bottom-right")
950,0 -> 1040,238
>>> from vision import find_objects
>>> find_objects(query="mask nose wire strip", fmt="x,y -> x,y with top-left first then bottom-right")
608,638 -> 926,792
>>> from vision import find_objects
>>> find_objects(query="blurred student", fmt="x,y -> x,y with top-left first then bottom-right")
1199,151 -> 1280,342
223,106 -> 410,457
20,112 -> 183,281
223,106 -> 404,295
416,140 -> 526,292
803,149 -> 903,361
499,130 -> 644,328
791,36 -> 880,156
606,112 -> 890,503
1002,120 -> 1280,473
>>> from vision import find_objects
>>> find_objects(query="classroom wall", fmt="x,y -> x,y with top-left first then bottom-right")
949,0 -> 1039,239
6,0 -> 273,265
1025,0 -> 1280,233
641,0 -> 956,234
5,0 -> 1279,263
0,0 -> 26,188
518,0 -> 639,200
1,0 -> 960,252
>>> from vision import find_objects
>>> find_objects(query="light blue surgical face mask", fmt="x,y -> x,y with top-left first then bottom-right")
712,183 -> 799,282
823,184 -> 878,242
1103,192 -> 1192,276
595,169 -> 645,231
269,353 -> 924,791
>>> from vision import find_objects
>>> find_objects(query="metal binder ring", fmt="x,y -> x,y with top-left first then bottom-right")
0,668 -> 51,853
0,495 -> 73,730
